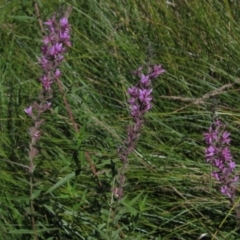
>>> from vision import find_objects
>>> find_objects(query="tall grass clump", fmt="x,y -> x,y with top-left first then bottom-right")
1,0 -> 240,239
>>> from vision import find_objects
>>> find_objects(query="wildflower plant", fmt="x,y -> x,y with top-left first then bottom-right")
204,119 -> 240,223
115,65 -> 165,199
24,13 -> 71,238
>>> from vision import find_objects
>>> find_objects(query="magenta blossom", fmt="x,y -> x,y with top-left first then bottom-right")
24,106 -> 33,116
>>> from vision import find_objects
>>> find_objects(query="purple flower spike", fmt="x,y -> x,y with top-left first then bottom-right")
204,119 -> 238,199
116,64 -> 165,199
38,15 -> 71,91
24,11 -> 72,185
127,65 -> 164,121
35,15 -> 71,93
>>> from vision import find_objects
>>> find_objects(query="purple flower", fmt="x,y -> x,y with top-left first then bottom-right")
205,145 -> 216,159
128,87 -> 139,97
214,159 -> 223,168
229,161 -> 236,169
203,126 -> 217,144
130,104 -> 139,118
55,69 -> 61,78
221,147 -> 232,161
140,74 -> 150,85
139,89 -> 152,103
25,106 -> 33,116
33,130 -> 41,140
60,17 -> 68,27
40,75 -> 53,90
220,185 -> 231,197
60,30 -> 70,41
44,18 -> 54,26
149,65 -> 165,79
43,36 -> 51,45
222,131 -> 231,144
54,43 -> 63,53
50,44 -> 61,56
212,172 -> 220,181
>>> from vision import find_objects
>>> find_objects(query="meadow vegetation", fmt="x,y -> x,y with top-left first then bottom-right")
1,0 -> 240,239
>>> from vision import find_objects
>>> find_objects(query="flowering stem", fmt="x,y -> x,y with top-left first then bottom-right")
24,11 -> 72,238
30,176 -> 37,240
33,4 -> 103,195
114,65 -> 165,199
108,65 -> 165,238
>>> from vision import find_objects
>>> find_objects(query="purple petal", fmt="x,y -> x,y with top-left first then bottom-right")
24,106 -> 32,116
149,65 -> 165,78
55,69 -> 61,78
60,17 -> 68,27
140,74 -> 150,85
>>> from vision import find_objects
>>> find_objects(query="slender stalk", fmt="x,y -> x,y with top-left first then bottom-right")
55,76 -> 79,132
111,65 -> 165,237
33,0 -> 44,35
30,174 -> 37,240
25,9 -> 71,238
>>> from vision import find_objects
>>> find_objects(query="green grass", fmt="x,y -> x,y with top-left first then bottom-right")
1,0 -> 240,239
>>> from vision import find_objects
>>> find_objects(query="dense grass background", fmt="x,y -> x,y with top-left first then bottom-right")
1,0 -> 240,239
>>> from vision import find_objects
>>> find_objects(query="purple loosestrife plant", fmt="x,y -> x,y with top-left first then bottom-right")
24,14 -> 71,237
204,119 -> 240,223
114,65 -> 165,199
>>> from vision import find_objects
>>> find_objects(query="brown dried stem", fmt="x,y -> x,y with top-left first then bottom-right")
161,79 -> 240,112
